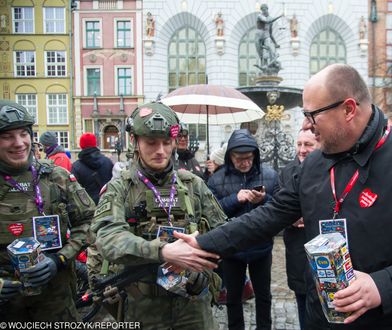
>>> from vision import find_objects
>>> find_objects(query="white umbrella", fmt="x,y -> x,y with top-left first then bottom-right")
161,84 -> 264,154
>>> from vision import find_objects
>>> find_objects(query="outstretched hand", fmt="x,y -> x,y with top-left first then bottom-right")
333,270 -> 381,324
161,231 -> 220,272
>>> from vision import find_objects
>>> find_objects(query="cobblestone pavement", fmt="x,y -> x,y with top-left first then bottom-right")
213,236 -> 300,330
97,236 -> 300,329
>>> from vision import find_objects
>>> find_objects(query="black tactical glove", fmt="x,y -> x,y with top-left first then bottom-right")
0,278 -> 22,299
185,270 -> 209,296
19,253 -> 66,287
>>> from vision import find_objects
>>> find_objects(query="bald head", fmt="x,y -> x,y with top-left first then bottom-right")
302,64 -> 373,154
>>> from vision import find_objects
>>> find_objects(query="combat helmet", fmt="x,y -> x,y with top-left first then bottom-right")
0,100 -> 34,133
126,102 -> 180,139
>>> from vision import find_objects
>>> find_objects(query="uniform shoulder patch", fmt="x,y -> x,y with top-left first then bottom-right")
69,174 -> 77,182
94,201 -> 112,217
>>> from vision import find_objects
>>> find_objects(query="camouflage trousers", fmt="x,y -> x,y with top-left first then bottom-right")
0,267 -> 80,321
123,284 -> 217,330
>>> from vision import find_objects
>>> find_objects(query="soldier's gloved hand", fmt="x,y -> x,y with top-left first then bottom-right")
185,270 -> 209,296
0,278 -> 22,299
20,254 -> 66,287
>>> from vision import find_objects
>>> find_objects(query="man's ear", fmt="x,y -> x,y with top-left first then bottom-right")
344,98 -> 357,122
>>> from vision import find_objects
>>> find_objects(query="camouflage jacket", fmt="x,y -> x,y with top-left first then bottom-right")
0,159 -> 95,268
90,162 -> 226,268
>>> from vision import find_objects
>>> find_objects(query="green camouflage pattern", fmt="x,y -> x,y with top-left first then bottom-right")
0,99 -> 34,132
0,158 -> 95,320
90,162 -> 226,328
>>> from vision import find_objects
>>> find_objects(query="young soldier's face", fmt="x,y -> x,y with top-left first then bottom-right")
137,136 -> 175,172
0,128 -> 31,168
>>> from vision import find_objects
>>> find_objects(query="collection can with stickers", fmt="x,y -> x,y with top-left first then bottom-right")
7,237 -> 45,296
304,233 -> 356,323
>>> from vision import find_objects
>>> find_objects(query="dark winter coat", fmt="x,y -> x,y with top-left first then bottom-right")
174,149 -> 204,179
207,129 -> 280,262
71,147 -> 113,204
280,157 -> 308,295
197,106 -> 392,329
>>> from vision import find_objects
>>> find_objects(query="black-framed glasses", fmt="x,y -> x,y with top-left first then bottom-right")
302,100 -> 345,125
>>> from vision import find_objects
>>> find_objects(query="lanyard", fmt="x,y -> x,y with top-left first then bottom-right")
3,165 -> 45,215
330,126 -> 391,218
137,170 -> 177,226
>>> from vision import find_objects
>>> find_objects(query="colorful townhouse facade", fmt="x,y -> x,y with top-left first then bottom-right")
0,0 -> 73,148
72,0 -> 143,151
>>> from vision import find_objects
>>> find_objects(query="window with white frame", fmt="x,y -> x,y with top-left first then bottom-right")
45,51 -> 66,77
14,51 -> 35,77
86,68 -> 101,96
13,7 -> 34,33
32,131 -> 39,143
44,7 -> 65,33
85,21 -> 101,48
47,94 -> 67,124
55,131 -> 69,149
116,20 -> 132,48
117,67 -> 132,95
16,94 -> 37,123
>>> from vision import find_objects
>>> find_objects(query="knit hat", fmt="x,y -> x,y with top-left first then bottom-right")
80,133 -> 97,149
39,131 -> 58,146
210,143 -> 227,166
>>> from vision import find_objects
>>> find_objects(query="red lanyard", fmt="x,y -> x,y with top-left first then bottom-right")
330,126 -> 391,217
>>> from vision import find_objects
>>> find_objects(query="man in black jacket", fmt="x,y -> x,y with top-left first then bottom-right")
71,133 -> 113,204
280,128 -> 319,330
208,129 -> 279,330
171,64 -> 392,329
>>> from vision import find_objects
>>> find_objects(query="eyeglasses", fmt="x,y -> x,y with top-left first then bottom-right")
302,100 -> 345,125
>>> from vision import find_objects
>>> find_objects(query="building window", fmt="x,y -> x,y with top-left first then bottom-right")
47,94 -> 67,124
13,7 -> 34,33
86,68 -> 101,96
310,28 -> 346,75
86,21 -> 101,48
117,67 -> 132,95
44,7 -> 65,33
239,29 -> 258,86
16,94 -> 37,123
168,27 -> 206,142
84,119 -> 93,133
14,51 -> 35,77
168,27 -> 206,92
116,20 -> 132,48
55,131 -> 69,149
45,51 -> 66,77
32,131 -> 39,143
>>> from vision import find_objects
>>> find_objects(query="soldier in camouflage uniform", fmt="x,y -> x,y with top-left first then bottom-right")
90,102 -> 226,329
0,100 -> 95,321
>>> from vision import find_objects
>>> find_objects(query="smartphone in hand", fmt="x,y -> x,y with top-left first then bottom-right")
252,185 -> 265,192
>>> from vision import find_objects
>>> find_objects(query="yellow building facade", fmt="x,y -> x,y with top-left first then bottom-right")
0,0 -> 74,148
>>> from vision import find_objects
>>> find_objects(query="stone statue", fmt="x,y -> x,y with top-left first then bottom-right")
214,12 -> 224,37
255,4 -> 283,75
359,16 -> 367,40
290,14 -> 298,38
146,12 -> 155,38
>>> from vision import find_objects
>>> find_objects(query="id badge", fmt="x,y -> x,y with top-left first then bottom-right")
156,225 -> 185,243
319,218 -> 348,248
32,215 -> 62,251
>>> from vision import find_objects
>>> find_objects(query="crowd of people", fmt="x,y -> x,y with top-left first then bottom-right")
1,63 -> 392,330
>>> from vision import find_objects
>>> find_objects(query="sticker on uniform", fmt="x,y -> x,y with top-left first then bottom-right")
69,174 -> 77,182
140,107 -> 153,117
94,201 -> 112,217
99,184 -> 108,196
170,124 -> 180,138
359,188 -> 378,208
76,190 -> 91,207
32,215 -> 62,251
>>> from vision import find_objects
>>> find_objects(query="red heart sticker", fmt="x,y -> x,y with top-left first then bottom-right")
170,124 -> 180,138
359,188 -> 378,208
140,107 -> 153,118
8,223 -> 24,237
